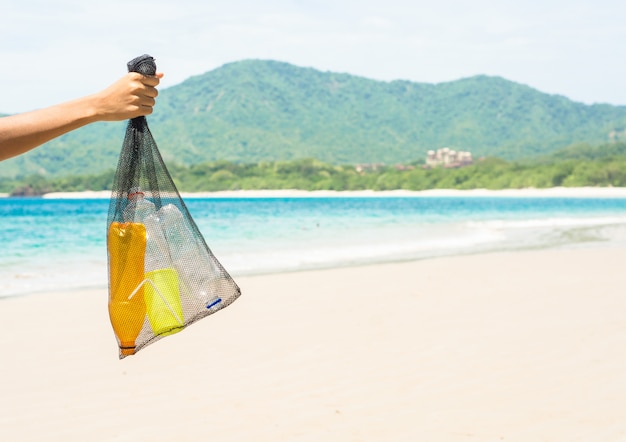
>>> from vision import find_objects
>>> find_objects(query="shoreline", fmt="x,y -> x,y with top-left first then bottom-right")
5,190 -> 626,299
0,246 -> 573,300
8,186 -> 626,199
0,237 -> 618,299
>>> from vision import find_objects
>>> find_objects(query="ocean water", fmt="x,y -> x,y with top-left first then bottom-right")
2,195 -> 626,297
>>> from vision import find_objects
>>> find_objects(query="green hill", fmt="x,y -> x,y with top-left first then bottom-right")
1,59 -> 626,178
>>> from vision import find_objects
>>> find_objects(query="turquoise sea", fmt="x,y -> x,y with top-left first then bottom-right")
2,195 -> 626,297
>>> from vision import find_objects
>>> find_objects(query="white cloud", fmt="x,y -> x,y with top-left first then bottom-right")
1,0 -> 625,114
361,17 -> 393,30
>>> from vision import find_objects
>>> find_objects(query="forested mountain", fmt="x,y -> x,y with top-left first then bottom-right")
1,59 -> 625,178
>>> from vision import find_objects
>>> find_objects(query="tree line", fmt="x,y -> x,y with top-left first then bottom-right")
2,141 -> 626,196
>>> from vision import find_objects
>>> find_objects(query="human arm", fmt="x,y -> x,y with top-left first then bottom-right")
0,72 -> 164,162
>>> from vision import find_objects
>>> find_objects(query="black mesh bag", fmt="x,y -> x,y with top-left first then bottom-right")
106,55 -> 241,358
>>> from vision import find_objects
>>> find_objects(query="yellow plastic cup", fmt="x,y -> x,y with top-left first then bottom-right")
144,268 -> 184,337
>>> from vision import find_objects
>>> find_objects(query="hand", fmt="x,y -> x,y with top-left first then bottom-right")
0,70 -> 165,161
92,72 -> 164,121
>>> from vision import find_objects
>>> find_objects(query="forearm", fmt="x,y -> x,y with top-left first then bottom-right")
0,96 -> 99,161
0,72 -> 162,162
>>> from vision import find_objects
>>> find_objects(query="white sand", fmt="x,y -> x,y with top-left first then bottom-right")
34,186 -> 626,199
1,247 -> 626,441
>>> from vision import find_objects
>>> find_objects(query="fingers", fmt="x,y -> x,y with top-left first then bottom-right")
136,104 -> 154,116
134,72 -> 163,87
124,72 -> 161,112
94,72 -> 164,121
141,86 -> 159,99
139,96 -> 156,109
139,73 -> 162,102
136,74 -> 161,116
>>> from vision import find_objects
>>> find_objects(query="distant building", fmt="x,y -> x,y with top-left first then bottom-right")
355,163 -> 385,173
394,164 -> 415,171
425,147 -> 473,168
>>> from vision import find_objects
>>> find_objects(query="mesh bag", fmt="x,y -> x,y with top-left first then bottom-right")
106,55 -> 241,358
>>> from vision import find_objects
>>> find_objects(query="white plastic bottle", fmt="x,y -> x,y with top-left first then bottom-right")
143,213 -> 170,272
157,203 -> 221,308
122,187 -> 169,272
123,187 -> 156,223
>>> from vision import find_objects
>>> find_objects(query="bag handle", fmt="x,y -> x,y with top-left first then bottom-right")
127,54 -> 157,76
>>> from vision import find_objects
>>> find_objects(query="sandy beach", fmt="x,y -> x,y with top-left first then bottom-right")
1,247 -> 626,441
28,186 -> 626,199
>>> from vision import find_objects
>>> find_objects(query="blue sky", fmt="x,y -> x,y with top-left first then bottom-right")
1,0 -> 625,113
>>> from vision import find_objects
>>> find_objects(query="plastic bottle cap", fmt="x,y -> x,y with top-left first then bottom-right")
119,343 -> 136,356
128,191 -> 144,199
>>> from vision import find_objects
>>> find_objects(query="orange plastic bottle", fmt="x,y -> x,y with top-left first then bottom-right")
108,222 -> 147,356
